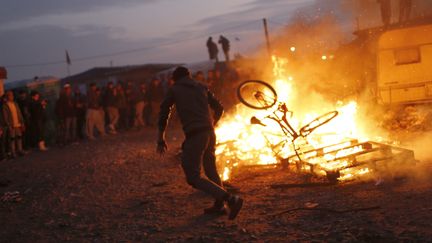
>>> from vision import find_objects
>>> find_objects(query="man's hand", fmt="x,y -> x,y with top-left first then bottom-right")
156,140 -> 168,155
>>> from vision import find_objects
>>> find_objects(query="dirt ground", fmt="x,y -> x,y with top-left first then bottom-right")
1,128 -> 432,242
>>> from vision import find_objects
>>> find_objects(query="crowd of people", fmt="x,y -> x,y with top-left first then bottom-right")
0,65 -> 244,161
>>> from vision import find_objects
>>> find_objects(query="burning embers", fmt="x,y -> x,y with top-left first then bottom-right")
215,55 -> 417,182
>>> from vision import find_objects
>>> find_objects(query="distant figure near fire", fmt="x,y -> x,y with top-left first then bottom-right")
377,0 -> 391,26
157,66 -> 243,220
206,37 -> 219,63
218,35 -> 231,62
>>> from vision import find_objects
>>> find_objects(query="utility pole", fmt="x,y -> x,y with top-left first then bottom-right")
356,17 -> 360,32
262,18 -> 271,57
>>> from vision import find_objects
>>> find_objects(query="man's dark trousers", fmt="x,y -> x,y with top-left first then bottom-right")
181,129 -> 227,200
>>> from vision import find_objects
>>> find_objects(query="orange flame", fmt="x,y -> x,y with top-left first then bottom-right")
216,55 -> 371,181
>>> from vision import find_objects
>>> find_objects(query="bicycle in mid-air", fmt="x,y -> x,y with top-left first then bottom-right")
237,80 -> 339,177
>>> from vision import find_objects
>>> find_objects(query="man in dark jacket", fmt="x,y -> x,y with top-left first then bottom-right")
74,88 -> 86,139
57,83 -> 77,143
206,37 -> 219,63
28,91 -> 47,151
157,67 -> 243,220
218,35 -> 230,62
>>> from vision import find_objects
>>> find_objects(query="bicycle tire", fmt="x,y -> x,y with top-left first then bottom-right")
237,80 -> 278,110
299,111 -> 338,137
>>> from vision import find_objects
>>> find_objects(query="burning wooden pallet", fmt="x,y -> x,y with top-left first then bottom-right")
283,139 -> 418,183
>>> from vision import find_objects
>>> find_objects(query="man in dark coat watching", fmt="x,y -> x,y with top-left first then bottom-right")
218,35 -> 231,62
157,66 -> 243,220
206,37 -> 219,63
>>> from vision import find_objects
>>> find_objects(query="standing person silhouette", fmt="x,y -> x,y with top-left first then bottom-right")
218,35 -> 231,62
206,37 -> 219,63
157,67 -> 243,220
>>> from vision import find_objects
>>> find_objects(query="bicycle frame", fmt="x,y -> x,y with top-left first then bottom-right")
250,102 -> 306,162
260,103 -> 300,141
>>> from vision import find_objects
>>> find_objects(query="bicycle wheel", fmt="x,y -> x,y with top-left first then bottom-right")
299,111 -> 338,137
237,80 -> 278,110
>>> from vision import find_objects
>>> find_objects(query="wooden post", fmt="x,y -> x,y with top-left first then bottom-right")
263,18 -> 271,57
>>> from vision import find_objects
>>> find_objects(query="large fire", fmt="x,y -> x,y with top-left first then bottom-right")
215,55 -> 374,182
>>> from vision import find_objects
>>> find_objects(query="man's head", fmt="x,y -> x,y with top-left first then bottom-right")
152,78 -> 161,86
18,90 -> 27,99
140,82 -> 146,90
31,91 -> 40,101
215,70 -> 221,78
172,67 -> 190,82
64,83 -> 72,95
6,90 -> 14,102
107,82 -> 114,89
90,83 -> 97,91
195,71 -> 204,81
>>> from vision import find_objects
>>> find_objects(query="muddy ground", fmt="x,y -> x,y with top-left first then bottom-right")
1,128 -> 432,242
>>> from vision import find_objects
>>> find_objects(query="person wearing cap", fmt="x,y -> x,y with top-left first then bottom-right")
157,66 -> 243,220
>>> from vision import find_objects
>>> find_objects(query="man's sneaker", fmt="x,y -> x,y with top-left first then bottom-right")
227,195 -> 243,220
204,205 -> 227,215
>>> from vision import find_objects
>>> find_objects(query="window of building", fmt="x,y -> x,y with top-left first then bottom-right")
394,47 -> 421,65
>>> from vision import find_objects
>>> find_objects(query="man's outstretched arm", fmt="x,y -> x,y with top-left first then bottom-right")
207,90 -> 224,125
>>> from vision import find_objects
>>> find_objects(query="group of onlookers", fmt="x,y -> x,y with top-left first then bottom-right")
0,65 -> 245,161
0,90 -> 48,160
0,78 -> 165,161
